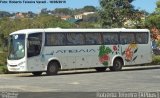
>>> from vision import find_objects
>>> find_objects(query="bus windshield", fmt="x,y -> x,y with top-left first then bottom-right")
8,34 -> 25,60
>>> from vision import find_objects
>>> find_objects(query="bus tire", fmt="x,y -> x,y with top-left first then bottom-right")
95,67 -> 107,72
46,61 -> 59,75
32,72 -> 43,76
109,58 -> 123,71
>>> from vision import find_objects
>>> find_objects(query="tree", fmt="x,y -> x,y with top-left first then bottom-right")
145,0 -> 160,39
27,11 -> 37,18
145,0 -> 160,29
0,14 -> 76,48
78,22 -> 95,28
99,0 -> 140,28
156,0 -> 160,14
53,8 -> 73,16
82,6 -> 97,12
41,8 -> 48,14
0,11 -> 11,18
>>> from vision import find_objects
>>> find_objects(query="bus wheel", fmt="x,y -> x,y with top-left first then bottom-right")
46,61 -> 59,75
109,59 -> 123,71
32,72 -> 43,76
95,67 -> 107,72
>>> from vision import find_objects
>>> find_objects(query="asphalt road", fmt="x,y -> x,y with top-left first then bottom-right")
0,65 -> 160,98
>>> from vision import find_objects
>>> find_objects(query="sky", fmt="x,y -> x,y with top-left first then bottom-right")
0,0 -> 158,13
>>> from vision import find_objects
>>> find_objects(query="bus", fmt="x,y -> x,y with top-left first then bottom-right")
7,28 -> 152,76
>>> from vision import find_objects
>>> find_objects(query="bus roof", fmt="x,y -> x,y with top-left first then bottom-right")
10,28 -> 150,35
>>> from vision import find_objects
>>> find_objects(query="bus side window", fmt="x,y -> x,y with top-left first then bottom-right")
67,33 -> 84,45
120,32 -> 135,44
45,33 -> 65,46
85,33 -> 101,45
103,32 -> 118,45
136,32 -> 148,44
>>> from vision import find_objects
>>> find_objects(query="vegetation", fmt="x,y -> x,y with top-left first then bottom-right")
82,6 -> 97,12
0,52 -> 7,66
99,0 -> 142,28
145,0 -> 160,40
0,65 -> 8,74
0,52 -> 8,74
0,11 -> 12,18
151,55 -> 160,65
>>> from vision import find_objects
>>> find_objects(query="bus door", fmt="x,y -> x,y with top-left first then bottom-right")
27,33 -> 44,71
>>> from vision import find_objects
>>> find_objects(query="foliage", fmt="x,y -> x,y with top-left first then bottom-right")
145,0 -> 160,39
82,6 -> 97,12
50,6 -> 96,16
155,0 -> 160,14
151,55 -> 160,65
53,8 -> 73,16
77,22 -> 95,28
0,52 -> 8,74
0,52 -> 7,66
0,14 -> 76,46
145,0 -> 160,29
32,14 -> 75,28
145,14 -> 160,29
99,0 -> 142,28
0,11 -> 11,18
0,65 -> 8,74
156,40 -> 160,47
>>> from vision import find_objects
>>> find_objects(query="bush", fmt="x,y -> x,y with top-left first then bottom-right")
0,52 -> 8,74
151,55 -> 160,65
0,65 -> 8,74
0,52 -> 7,66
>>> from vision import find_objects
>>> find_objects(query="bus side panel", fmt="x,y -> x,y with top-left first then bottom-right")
27,56 -> 46,71
43,46 -> 106,69
75,45 -> 104,69
120,44 -> 152,66
43,46 -> 69,69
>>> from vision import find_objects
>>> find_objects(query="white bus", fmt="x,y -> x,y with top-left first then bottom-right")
7,28 -> 152,75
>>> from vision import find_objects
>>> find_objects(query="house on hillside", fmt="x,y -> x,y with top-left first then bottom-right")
74,14 -> 83,20
15,12 -> 25,18
83,12 -> 95,15
60,11 -> 96,23
74,12 -> 95,20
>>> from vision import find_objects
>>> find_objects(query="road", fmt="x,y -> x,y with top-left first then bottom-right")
0,65 -> 160,98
